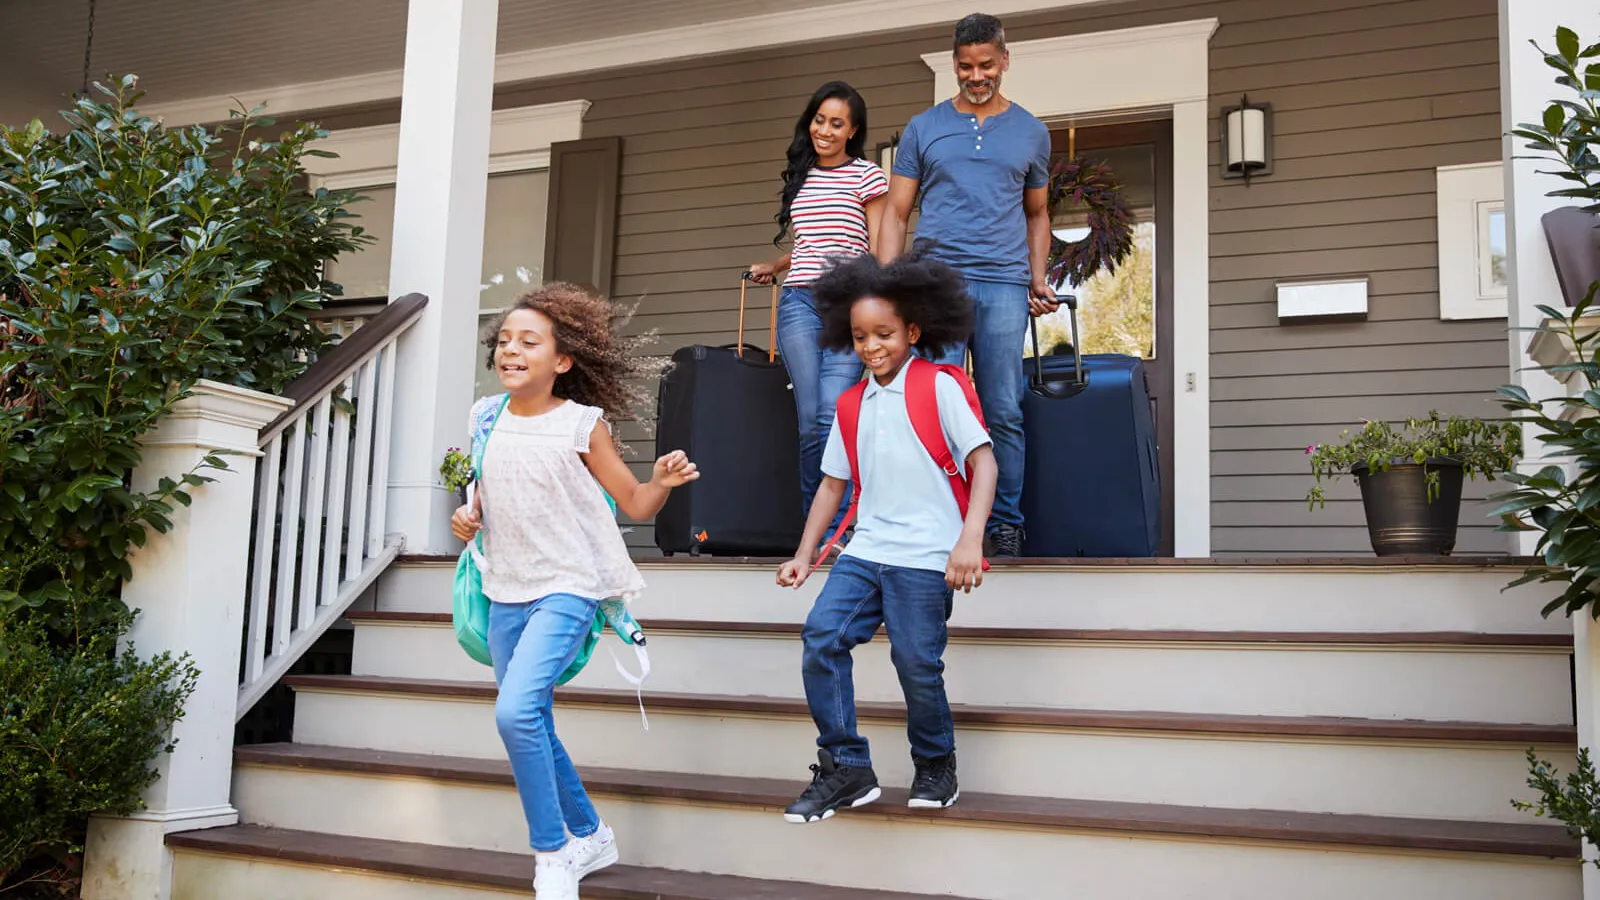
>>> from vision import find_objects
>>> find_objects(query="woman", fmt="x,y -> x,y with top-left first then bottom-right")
749,81 -> 887,529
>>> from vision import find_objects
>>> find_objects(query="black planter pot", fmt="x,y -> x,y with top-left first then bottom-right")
1351,458 -> 1465,557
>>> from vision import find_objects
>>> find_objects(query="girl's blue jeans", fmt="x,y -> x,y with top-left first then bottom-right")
775,284 -> 861,529
488,594 -> 602,852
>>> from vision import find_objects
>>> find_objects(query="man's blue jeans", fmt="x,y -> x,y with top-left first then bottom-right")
488,594 -> 602,852
923,277 -> 1029,533
775,284 -> 861,528
800,554 -> 956,768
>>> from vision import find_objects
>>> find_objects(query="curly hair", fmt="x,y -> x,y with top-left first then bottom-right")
812,245 -> 974,355
483,283 -> 666,438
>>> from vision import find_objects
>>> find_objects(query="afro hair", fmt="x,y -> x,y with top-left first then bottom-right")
812,244 -> 975,355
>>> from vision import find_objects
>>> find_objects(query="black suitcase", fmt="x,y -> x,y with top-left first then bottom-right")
1020,299 -> 1161,558
654,275 -> 804,556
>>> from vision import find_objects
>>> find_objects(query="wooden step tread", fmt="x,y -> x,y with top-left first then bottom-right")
395,553 -> 1543,569
343,610 -> 1572,648
168,824 -> 968,899
283,674 -> 1577,744
234,743 -> 1579,858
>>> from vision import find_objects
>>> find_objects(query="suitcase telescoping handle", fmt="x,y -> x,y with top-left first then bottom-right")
738,271 -> 778,363
1028,293 -> 1088,400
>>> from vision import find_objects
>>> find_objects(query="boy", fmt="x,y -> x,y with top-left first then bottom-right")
776,248 -> 998,823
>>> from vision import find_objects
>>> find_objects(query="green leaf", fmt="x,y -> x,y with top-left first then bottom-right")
1488,494 -> 1555,517
1558,26 -> 1581,63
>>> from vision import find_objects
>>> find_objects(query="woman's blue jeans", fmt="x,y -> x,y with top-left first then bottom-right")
775,284 -> 861,530
488,594 -> 602,852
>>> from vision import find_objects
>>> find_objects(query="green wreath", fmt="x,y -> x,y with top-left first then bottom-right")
1044,156 -> 1135,287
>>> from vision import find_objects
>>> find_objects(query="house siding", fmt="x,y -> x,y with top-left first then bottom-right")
319,0 -> 1508,557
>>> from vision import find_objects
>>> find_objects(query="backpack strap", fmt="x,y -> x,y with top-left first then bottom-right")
904,359 -> 990,572
809,381 -> 867,573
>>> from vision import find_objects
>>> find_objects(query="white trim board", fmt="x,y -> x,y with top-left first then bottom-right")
139,0 -> 1102,126
305,100 -> 588,190
920,19 -> 1219,557
1436,161 -> 1507,321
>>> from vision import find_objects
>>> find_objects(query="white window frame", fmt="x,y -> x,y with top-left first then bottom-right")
1437,161 -> 1507,320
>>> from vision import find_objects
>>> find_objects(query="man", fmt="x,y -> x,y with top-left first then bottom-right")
878,12 -> 1055,557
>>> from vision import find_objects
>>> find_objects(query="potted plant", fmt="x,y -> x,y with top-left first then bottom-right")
1307,412 -> 1521,556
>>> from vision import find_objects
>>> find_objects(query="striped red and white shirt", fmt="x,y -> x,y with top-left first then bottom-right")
785,158 -> 889,286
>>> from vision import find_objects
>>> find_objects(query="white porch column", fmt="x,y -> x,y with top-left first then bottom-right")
82,382 -> 293,900
384,0 -> 499,553
1503,7 -> 1600,889
1500,0 -> 1586,557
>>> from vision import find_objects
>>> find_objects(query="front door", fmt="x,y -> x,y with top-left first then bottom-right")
1034,118 -> 1175,556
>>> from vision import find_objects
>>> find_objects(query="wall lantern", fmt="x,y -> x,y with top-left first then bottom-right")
1220,94 -> 1272,184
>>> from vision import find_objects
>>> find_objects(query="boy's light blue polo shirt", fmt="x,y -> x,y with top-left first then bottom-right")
821,362 -> 992,574
893,99 -> 1051,285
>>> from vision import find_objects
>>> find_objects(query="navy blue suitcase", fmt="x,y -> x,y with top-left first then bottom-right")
1020,302 -> 1161,558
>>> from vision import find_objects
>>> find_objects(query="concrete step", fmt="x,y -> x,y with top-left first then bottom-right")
368,557 -> 1567,636
346,612 -> 1575,723
285,675 -> 1576,823
231,743 -> 1580,900
168,824 -> 968,899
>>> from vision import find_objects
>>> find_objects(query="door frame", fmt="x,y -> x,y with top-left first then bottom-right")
921,18 -> 1217,557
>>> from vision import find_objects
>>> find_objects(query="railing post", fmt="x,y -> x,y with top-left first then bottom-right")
82,381 -> 293,900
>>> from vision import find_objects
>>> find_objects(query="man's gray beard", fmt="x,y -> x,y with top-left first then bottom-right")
961,80 -> 999,104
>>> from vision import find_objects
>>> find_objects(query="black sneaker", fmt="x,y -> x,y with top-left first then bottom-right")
908,753 -> 959,809
988,524 -> 1024,558
783,749 -> 881,824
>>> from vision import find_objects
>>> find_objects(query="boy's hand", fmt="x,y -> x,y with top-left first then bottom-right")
777,556 -> 812,589
450,496 -> 481,543
651,450 -> 700,488
946,536 -> 984,593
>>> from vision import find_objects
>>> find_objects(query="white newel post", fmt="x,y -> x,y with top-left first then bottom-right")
81,381 -> 293,900
1502,3 -> 1600,889
384,0 -> 500,554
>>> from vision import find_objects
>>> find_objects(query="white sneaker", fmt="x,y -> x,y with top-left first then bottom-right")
533,848 -> 579,900
568,822 -> 619,880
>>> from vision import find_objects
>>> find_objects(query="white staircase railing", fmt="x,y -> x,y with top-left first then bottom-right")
237,293 -> 428,717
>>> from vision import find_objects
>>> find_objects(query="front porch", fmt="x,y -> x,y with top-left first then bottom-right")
5,0 -> 1595,896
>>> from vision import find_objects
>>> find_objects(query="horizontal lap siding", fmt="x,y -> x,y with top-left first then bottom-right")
1200,0 -> 1506,556
317,0 -> 1508,558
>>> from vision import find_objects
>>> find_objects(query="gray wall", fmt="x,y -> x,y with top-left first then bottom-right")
324,0 -> 1511,557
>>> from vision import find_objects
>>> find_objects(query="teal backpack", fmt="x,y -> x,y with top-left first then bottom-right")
451,396 -> 651,719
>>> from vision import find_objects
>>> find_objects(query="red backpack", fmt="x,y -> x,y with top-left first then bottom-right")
811,358 -> 991,572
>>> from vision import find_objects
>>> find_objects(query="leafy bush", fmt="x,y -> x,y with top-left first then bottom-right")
1305,412 -> 1521,509
1489,24 -> 1600,617
0,77 -> 368,636
0,618 -> 198,891
0,78 -> 366,893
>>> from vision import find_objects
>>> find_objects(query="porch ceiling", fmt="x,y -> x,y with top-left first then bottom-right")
0,0 -> 842,122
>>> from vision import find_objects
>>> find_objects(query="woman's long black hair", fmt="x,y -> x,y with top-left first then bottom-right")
774,81 -> 869,245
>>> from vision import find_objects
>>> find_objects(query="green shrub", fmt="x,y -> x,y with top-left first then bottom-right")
0,616 -> 198,889
1305,412 -> 1520,510
0,77 -> 365,893
0,77 -> 368,636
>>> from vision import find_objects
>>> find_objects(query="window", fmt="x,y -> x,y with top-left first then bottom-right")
1437,162 -> 1507,320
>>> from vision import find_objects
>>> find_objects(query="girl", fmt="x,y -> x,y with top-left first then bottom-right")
451,283 -> 698,900
748,81 -> 887,531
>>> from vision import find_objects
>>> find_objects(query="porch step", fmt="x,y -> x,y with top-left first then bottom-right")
167,824 -> 965,899
285,675 -> 1574,823
344,612 -> 1575,723
366,558 -> 1565,637
231,743 -> 1580,900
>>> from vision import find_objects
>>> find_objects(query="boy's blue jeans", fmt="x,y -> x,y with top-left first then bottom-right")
775,284 -> 860,529
488,594 -> 602,852
922,277 -> 1029,533
800,554 -> 956,768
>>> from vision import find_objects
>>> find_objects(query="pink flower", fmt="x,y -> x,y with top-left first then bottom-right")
1305,445 -> 1316,454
